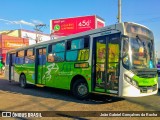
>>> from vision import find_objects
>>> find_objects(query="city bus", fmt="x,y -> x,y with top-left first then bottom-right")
5,22 -> 158,99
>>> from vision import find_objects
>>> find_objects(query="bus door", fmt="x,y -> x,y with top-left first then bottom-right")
93,33 -> 120,94
9,53 -> 16,81
35,47 -> 47,85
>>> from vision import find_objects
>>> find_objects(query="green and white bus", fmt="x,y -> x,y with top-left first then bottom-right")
5,22 -> 158,99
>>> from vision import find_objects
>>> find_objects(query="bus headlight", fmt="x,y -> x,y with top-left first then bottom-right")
124,74 -> 138,87
124,74 -> 132,83
132,80 -> 138,87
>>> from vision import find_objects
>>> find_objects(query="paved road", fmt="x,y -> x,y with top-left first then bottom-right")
0,78 -> 160,120
124,91 -> 160,111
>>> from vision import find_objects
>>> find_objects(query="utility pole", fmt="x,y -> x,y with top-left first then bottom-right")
118,0 -> 122,23
34,24 -> 46,43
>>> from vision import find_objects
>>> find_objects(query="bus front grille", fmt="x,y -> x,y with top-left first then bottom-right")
139,84 -> 157,93
138,74 -> 156,78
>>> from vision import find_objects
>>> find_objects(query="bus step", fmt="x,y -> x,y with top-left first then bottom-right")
36,84 -> 44,87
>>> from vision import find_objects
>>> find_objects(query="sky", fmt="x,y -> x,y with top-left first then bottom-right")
0,0 -> 160,57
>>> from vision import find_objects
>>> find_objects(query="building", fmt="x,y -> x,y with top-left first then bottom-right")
0,29 -> 50,45
0,34 -> 29,64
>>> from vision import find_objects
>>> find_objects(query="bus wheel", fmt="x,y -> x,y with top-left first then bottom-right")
20,74 -> 27,88
72,79 -> 89,100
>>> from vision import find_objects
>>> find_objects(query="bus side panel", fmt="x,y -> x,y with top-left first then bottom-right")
6,65 -> 19,82
44,62 -> 92,91
13,66 -> 19,82
14,64 -> 34,83
14,65 -> 22,82
23,63 -> 35,84
44,62 -> 76,89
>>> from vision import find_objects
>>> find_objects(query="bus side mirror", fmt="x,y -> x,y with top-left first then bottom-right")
47,54 -> 54,62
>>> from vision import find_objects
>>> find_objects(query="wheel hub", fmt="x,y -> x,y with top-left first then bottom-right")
78,84 -> 87,96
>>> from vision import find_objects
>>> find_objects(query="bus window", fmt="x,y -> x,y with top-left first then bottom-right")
78,37 -> 90,61
53,42 -> 65,62
66,37 -> 90,61
66,51 -> 78,61
53,42 -> 65,52
47,41 -> 65,62
71,38 -> 84,50
10,53 -> 16,66
54,52 -> 65,62
6,54 -> 10,65
38,48 -> 46,65
25,49 -> 35,64
15,50 -> 24,64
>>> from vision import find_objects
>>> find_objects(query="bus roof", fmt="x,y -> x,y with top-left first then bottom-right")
125,22 -> 152,32
7,22 -> 152,53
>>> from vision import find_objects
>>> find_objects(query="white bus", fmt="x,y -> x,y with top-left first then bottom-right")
5,22 -> 158,99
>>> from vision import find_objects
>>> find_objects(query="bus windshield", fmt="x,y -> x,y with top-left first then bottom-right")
130,37 -> 155,69
123,36 -> 156,69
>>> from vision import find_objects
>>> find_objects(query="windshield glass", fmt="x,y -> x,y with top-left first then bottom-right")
130,37 -> 155,69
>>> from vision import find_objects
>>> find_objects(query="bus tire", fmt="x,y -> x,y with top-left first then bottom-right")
72,79 -> 89,100
20,74 -> 27,88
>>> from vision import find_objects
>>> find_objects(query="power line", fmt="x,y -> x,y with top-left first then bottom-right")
34,24 -> 46,43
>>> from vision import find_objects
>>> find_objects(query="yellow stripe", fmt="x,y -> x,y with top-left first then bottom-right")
36,84 -> 44,87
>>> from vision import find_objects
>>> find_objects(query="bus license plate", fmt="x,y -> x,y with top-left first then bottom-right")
147,88 -> 153,93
